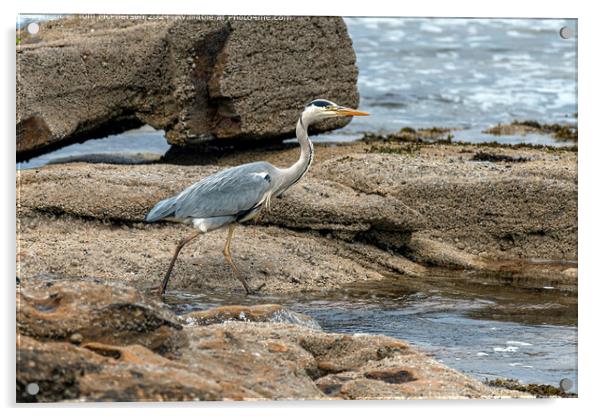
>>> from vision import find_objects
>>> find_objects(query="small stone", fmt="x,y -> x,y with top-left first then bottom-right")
562,268 -> 577,279
69,333 -> 83,344
267,341 -> 288,353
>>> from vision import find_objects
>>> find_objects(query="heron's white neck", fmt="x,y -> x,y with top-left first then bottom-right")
276,112 -> 314,196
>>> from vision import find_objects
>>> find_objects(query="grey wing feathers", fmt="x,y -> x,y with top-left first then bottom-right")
144,196 -> 177,222
146,162 -> 274,223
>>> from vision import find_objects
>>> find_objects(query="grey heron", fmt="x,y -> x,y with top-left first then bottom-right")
145,99 -> 369,296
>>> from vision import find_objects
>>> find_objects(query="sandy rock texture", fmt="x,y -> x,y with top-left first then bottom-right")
318,150 -> 577,261
17,15 -> 358,159
17,279 -> 529,402
17,141 -> 577,293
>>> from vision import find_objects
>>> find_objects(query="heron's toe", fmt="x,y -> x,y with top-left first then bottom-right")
246,283 -> 266,296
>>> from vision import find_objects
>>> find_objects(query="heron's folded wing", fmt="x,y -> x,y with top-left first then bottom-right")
173,166 -> 273,219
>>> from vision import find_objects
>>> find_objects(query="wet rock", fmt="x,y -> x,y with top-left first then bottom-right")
184,324 -> 529,400
471,151 -> 530,163
17,16 -> 358,160
363,368 -> 417,384
181,304 -> 322,331
485,378 -> 577,398
17,335 -> 252,402
484,120 -> 577,142
47,152 -> 162,166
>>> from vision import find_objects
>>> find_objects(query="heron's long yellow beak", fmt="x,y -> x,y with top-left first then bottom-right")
335,107 -> 370,116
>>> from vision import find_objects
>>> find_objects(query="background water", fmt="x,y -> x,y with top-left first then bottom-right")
18,17 -> 578,169
333,18 -> 578,140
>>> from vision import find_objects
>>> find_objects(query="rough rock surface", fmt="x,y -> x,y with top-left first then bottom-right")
17,15 -> 358,159
17,278 -> 185,354
316,145 -> 577,261
16,279 -> 529,402
17,141 -> 577,293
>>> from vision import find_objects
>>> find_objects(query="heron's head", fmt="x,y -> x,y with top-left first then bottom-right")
303,99 -> 369,122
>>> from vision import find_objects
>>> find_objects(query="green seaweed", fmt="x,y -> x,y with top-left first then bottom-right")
366,143 -> 420,157
485,120 -> 578,142
485,378 -> 577,398
471,151 -> 530,163
361,131 -> 577,153
362,126 -> 454,144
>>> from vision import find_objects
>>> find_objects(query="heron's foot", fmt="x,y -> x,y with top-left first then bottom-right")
144,285 -> 167,300
245,282 -> 266,296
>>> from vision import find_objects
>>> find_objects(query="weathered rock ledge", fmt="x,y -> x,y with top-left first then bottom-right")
17,279 -> 529,402
17,141 -> 578,294
17,16 -> 358,160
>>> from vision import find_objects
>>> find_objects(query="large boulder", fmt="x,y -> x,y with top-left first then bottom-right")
16,15 -> 359,160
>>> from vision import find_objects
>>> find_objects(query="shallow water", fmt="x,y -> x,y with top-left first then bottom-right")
16,126 -> 171,170
164,274 -> 577,393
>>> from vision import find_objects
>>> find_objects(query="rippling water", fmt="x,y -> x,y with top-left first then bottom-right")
330,17 -> 578,139
166,274 -> 577,393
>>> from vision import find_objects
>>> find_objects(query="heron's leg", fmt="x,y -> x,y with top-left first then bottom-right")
222,224 -> 264,294
160,230 -> 202,297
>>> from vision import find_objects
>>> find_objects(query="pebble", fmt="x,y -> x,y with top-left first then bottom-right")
69,333 -> 83,344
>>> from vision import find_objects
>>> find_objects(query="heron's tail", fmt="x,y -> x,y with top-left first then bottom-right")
145,197 -> 177,222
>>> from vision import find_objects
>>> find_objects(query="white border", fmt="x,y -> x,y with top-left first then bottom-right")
3,0 -> 600,414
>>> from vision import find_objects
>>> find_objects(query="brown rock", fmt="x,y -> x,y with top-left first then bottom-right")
16,279 -> 531,402
16,335 -> 253,402
16,141 -> 578,292
17,16 -> 358,159
17,162 -> 422,235
317,149 -> 577,261
406,234 -> 486,269
17,279 -> 184,354
562,267 -> 578,279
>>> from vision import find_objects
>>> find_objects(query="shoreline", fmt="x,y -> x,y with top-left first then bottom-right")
16,137 -> 577,401
17,278 -> 533,401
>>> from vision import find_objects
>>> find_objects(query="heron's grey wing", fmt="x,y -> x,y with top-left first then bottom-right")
173,163 -> 274,220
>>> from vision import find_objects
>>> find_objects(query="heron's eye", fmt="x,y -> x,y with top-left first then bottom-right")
311,100 -> 333,108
